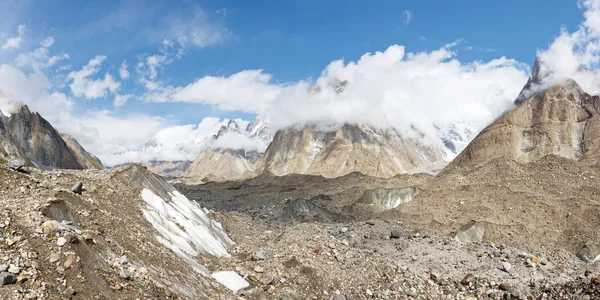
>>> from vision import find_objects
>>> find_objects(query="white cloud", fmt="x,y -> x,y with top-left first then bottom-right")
142,44 -> 527,149
1,24 -> 25,50
267,45 -> 528,147
216,8 -> 228,16
167,7 -> 231,48
0,63 -> 166,167
209,131 -> 269,152
16,43 -> 69,70
532,0 -> 600,94
119,60 -> 130,80
54,110 -> 166,166
113,93 -> 132,107
168,70 -> 288,113
40,36 -> 54,48
67,55 -> 120,99
109,117 -> 229,164
402,10 -> 412,25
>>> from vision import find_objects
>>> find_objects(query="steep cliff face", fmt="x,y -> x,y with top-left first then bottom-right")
61,133 -> 104,170
186,148 -> 260,182
447,78 -> 600,170
257,124 -> 446,178
0,105 -> 84,170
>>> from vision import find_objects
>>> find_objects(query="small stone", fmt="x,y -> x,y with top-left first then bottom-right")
333,295 -> 346,300
340,227 -> 348,233
261,275 -> 274,286
56,266 -> 65,275
0,265 -> 7,272
6,238 -> 17,246
138,267 -> 148,275
500,262 -> 511,273
41,220 -> 61,235
8,159 -> 25,171
119,255 -> 129,265
0,272 -> 17,286
72,182 -> 83,195
83,233 -> 94,243
390,229 -> 402,239
119,269 -> 131,280
499,283 -> 511,291
63,286 -> 76,296
461,274 -> 474,285
366,220 -> 376,226
7,265 -> 20,274
16,275 -> 28,284
335,253 -> 345,262
57,237 -> 67,247
267,286 -> 275,294
114,283 -> 123,291
81,210 -> 91,217
252,250 -> 265,261
64,254 -> 76,269
49,253 -> 61,263
254,265 -> 264,273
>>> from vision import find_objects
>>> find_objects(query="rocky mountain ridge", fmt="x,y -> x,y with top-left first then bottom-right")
184,117 -> 271,182
447,75 -> 600,171
0,105 -> 102,170
257,123 -> 447,178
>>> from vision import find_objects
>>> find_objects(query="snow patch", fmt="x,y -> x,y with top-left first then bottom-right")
211,271 -> 250,292
0,108 -> 11,117
140,188 -> 233,274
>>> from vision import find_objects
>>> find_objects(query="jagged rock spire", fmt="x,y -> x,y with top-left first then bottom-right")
514,57 -> 543,105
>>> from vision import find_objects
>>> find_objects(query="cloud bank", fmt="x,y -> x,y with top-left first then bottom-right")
143,43 -> 529,149
533,0 -> 600,94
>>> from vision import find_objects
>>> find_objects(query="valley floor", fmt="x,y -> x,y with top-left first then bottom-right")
1,156 -> 600,299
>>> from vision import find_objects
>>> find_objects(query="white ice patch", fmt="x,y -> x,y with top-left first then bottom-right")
211,271 -> 250,292
140,188 -> 233,274
0,108 -> 11,117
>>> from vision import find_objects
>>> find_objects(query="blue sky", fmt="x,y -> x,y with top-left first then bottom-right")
3,0 -> 584,119
0,0 -> 597,165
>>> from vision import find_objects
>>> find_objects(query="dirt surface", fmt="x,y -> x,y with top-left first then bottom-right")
177,155 -> 600,299
0,165 -> 234,300
2,154 -> 600,299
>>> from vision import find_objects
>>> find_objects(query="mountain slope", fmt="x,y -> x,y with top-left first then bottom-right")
446,77 -> 600,170
0,105 -> 86,170
143,160 -> 191,177
184,118 -> 271,182
257,123 -> 446,178
61,133 -> 104,169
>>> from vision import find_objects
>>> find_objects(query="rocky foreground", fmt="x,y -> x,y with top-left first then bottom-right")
1,157 -> 600,299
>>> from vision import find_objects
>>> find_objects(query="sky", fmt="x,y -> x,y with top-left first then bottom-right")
0,0 -> 599,166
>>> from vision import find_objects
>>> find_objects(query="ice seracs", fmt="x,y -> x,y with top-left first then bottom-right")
141,188 -> 232,273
